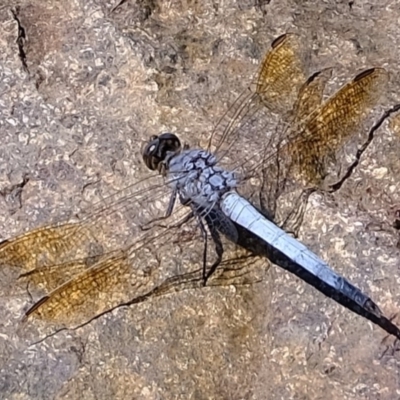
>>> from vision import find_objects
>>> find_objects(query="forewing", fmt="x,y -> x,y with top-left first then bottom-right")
1,174 -> 176,296
207,33 -> 308,173
256,33 -> 308,115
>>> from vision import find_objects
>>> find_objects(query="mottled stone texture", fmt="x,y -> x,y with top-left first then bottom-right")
1,1 -> 400,399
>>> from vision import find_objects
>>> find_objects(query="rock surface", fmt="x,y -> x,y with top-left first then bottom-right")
1,1 -> 400,399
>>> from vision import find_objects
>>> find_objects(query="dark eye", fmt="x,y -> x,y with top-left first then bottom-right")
142,133 -> 181,172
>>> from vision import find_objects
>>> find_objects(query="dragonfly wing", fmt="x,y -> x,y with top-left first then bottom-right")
291,68 -> 333,126
24,250 -> 130,322
207,33 -> 308,174
22,202 -> 267,331
0,223 -> 98,296
204,35 -> 346,227
259,67 -> 388,236
256,33 -> 308,115
206,33 -> 387,225
1,164 -> 269,331
20,204 -> 192,327
288,67 -> 389,186
258,68 -> 333,224
1,173 -> 178,296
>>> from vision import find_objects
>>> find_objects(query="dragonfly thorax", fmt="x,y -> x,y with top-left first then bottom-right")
142,133 -> 238,207
167,148 -> 238,208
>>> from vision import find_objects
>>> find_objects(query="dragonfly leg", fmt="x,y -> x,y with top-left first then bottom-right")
139,189 -> 178,231
165,188 -> 178,217
196,216 -> 209,286
194,214 -> 224,286
280,188 -> 315,236
203,216 -> 224,286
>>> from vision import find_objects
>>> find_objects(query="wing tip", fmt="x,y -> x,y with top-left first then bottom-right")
353,67 -> 388,82
271,33 -> 288,49
25,295 -> 50,318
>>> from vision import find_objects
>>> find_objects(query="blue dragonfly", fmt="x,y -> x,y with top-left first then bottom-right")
2,33 -> 399,340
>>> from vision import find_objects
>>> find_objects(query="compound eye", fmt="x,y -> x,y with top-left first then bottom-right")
142,133 -> 181,171
142,136 -> 161,171
157,133 -> 181,153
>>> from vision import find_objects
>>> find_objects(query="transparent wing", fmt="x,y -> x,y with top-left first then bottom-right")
1,171 -> 267,331
208,33 -> 308,167
207,33 -> 388,225
22,226 -> 268,332
291,68 -> 333,126
18,230 -> 268,338
1,174 -> 172,290
287,67 -> 389,185
259,68 -> 334,221
19,207 -> 190,328
0,175 -> 195,326
256,33 -> 308,115
262,67 -> 388,223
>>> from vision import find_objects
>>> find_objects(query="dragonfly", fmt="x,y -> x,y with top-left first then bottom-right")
1,33 -> 400,340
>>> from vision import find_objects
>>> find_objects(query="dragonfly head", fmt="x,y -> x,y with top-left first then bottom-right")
142,133 -> 182,174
